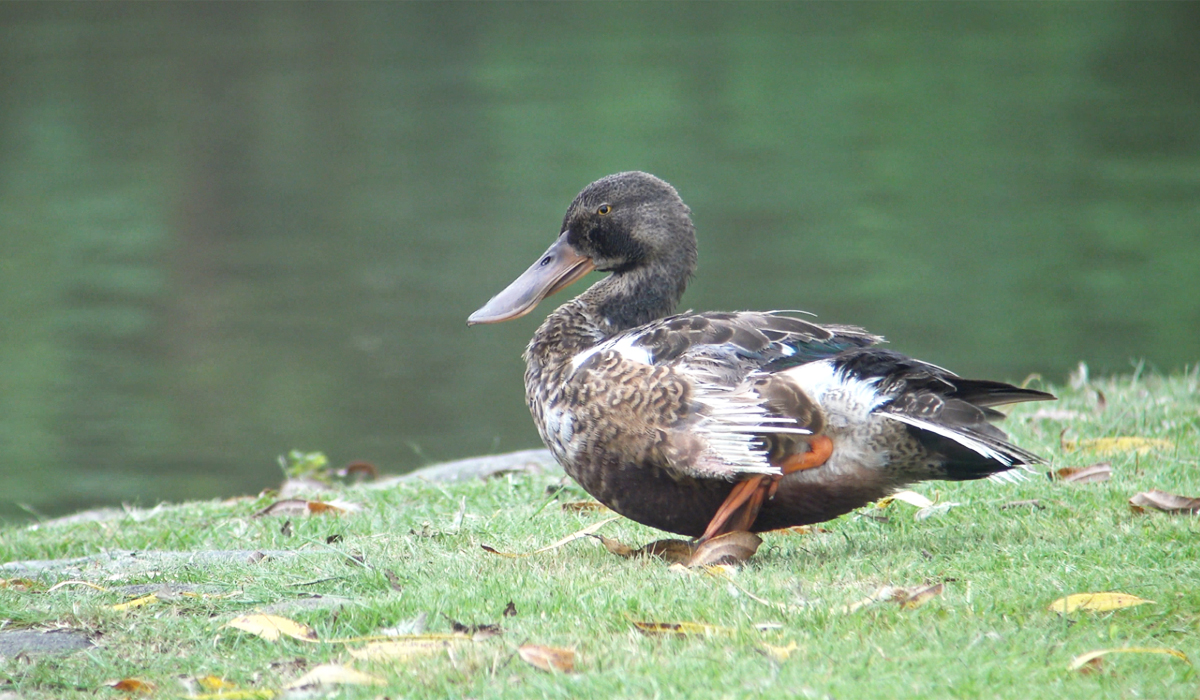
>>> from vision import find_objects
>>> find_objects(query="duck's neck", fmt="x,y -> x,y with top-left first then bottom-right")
524,263 -> 690,371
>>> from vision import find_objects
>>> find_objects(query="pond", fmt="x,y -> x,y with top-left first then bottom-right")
2,3 -> 1197,520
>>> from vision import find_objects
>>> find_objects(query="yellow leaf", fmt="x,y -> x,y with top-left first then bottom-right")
633,621 -> 734,637
197,676 -> 239,691
225,613 -> 319,642
1048,592 -> 1154,613
517,644 -> 576,673
286,663 -> 385,689
110,594 -> 160,611
761,641 -> 798,662
1068,647 -> 1190,671
108,678 -> 156,693
1064,437 -> 1173,456
347,634 -> 470,661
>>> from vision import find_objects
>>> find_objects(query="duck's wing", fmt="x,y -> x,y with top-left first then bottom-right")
572,311 -> 881,380
832,348 -> 1054,477
568,312 -> 880,482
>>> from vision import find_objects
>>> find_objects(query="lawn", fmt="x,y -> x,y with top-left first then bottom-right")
2,370 -> 1198,699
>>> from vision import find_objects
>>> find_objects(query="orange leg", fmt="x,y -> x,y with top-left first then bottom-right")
699,435 -> 835,543
698,475 -> 770,543
768,435 -> 833,500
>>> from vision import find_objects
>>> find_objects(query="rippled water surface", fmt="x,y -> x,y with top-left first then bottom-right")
2,4 -> 1198,519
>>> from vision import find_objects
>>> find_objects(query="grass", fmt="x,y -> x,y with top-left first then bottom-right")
2,371 -> 1199,699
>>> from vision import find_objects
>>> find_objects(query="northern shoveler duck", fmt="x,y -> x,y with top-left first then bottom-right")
469,172 -> 1053,542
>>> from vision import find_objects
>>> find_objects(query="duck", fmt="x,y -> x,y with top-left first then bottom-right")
468,171 -> 1053,542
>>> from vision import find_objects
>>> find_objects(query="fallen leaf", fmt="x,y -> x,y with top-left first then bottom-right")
561,501 -> 610,513
593,535 -> 695,563
1048,592 -> 1154,614
685,531 -> 761,567
0,578 -> 39,591
914,502 -> 960,521
108,678 -> 156,693
633,621 -> 734,637
593,534 -> 636,557
1067,647 -> 1190,671
1000,499 -> 1043,510
1129,490 -> 1200,515
286,663 -> 385,689
760,641 -> 798,662
898,582 -> 944,609
638,539 -> 696,564
225,613 -> 319,642
46,580 -> 109,593
110,594 -> 160,611
336,460 -> 379,481
196,676 -> 240,691
1054,463 -> 1112,484
770,525 -> 830,535
347,634 -> 470,661
887,490 -> 935,508
503,601 -> 517,617
253,498 -> 360,517
518,644 -> 576,673
444,615 -> 502,639
1062,437 -> 1173,456
842,586 -> 905,613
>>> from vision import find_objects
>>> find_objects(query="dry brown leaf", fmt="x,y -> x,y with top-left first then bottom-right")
503,601 -> 517,617
1068,647 -> 1190,671
685,531 -> 761,567
898,582 -> 944,609
561,501 -> 610,513
518,644 -> 576,673
347,634 -> 470,661
1048,592 -> 1154,614
633,621 -> 734,637
760,641 -> 798,662
225,613 -> 319,642
770,525 -> 830,535
638,539 -> 696,564
285,663 -> 385,689
1129,490 -> 1200,515
1062,437 -> 1173,456
593,534 -> 635,557
0,578 -> 39,592
108,678 -> 156,693
1054,462 -> 1112,484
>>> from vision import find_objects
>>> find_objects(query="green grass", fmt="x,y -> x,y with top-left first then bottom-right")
2,372 -> 1199,699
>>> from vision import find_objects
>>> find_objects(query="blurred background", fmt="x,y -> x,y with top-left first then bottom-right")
2,3 -> 1198,521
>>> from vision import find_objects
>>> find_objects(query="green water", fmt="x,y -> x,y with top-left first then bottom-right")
2,3 -> 1198,520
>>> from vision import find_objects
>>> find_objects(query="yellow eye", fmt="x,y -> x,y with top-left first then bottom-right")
597,204 -> 611,216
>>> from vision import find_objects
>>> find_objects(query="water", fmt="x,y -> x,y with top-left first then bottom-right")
2,3 -> 1198,521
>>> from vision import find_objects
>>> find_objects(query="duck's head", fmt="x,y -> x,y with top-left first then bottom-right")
468,171 -> 697,325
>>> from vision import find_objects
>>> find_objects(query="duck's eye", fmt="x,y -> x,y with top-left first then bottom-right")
597,204 -> 611,216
